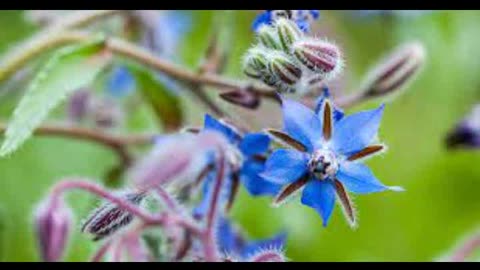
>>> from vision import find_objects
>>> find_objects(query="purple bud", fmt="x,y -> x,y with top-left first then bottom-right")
34,196 -> 73,262
363,41 -> 426,97
248,249 -> 286,262
219,88 -> 260,109
67,89 -> 90,123
81,191 -> 145,241
292,38 -> 342,79
446,104 -> 480,149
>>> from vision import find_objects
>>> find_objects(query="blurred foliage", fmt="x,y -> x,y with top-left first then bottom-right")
0,10 -> 479,262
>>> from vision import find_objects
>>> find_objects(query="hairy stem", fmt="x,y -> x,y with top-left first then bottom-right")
0,10 -> 122,84
450,233 -> 480,262
202,148 -> 226,262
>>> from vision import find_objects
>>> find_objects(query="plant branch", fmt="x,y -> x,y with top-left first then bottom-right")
0,122 -> 155,167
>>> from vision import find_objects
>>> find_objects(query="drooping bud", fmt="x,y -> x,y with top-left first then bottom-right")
81,191 -> 145,241
362,41 -> 426,97
219,88 -> 260,109
88,97 -> 124,129
292,38 -> 342,80
256,25 -> 282,50
243,47 -> 269,79
267,52 -> 302,88
34,196 -> 73,262
276,17 -> 303,53
67,89 -> 91,123
446,104 -> 480,149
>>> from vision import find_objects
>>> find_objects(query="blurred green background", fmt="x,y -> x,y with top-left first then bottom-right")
0,10 -> 480,262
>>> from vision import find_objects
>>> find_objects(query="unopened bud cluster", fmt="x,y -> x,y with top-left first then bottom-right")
243,17 -> 343,95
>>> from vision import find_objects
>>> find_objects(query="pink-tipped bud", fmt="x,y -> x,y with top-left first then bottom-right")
34,196 -> 73,262
363,41 -> 426,97
292,38 -> 342,80
81,191 -> 145,241
275,17 -> 303,53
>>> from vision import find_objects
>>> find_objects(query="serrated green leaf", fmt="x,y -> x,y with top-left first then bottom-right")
126,64 -> 183,131
0,38 -> 111,157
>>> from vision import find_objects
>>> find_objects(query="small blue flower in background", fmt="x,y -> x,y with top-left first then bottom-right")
252,10 -> 320,33
216,216 -> 286,260
446,104 -> 480,149
193,114 -> 282,218
106,66 -> 136,98
261,89 -> 403,227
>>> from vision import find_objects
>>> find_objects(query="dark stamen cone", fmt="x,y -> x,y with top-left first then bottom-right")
334,179 -> 356,228
273,175 -> 309,207
266,128 -> 307,152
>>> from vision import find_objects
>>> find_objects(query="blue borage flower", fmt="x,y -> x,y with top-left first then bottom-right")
216,216 -> 286,260
252,10 -> 320,33
193,114 -> 282,218
261,89 -> 403,227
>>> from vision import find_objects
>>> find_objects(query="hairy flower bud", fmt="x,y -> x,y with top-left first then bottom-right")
276,17 -> 303,53
362,41 -> 426,97
81,191 -> 145,241
257,25 -> 282,50
267,52 -> 302,89
292,38 -> 342,80
243,47 -> 269,79
34,196 -> 73,262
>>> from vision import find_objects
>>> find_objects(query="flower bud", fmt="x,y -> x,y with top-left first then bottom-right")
268,52 -> 302,86
34,196 -> 73,262
256,25 -> 282,50
292,38 -> 342,79
362,41 -> 426,97
243,47 -> 269,79
219,88 -> 260,109
276,17 -> 303,53
446,104 -> 480,149
67,89 -> 90,123
81,191 -> 145,241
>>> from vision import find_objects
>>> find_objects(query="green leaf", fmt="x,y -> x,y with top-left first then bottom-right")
127,63 -> 183,131
0,38 -> 111,157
